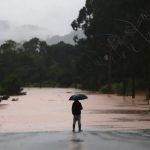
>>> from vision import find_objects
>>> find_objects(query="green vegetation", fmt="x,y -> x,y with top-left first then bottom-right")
71,0 -> 150,97
0,74 -> 23,95
0,0 -> 150,97
0,39 -> 80,95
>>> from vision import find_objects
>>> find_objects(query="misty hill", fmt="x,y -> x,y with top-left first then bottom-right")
46,30 -> 85,45
0,30 -> 85,46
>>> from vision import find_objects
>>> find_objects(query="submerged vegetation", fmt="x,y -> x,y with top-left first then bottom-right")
0,0 -> 150,97
0,39 -> 80,95
71,0 -> 150,97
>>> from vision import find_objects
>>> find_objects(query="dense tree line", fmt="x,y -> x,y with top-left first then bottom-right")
0,38 -> 80,95
71,0 -> 150,96
1,0 -> 150,96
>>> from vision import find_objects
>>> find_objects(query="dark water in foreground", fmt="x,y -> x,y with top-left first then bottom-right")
0,88 -> 150,132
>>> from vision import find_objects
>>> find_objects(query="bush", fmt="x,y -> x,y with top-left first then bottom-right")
111,83 -> 124,95
100,84 -> 113,94
100,82 -> 125,95
0,74 -> 24,95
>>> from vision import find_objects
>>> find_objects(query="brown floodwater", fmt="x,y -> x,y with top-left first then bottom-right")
0,88 -> 150,133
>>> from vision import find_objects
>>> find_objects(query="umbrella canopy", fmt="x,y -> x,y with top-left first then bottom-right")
69,94 -> 88,101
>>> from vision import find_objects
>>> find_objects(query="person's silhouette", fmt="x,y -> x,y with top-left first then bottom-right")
72,100 -> 83,132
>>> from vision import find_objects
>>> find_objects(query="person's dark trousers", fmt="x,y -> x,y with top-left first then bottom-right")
72,115 -> 82,132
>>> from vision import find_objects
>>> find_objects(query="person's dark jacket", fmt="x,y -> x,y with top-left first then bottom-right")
72,101 -> 83,115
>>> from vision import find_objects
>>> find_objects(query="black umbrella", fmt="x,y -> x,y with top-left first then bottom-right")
69,94 -> 88,101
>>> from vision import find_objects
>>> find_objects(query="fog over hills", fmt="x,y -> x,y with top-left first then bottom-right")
46,30 -> 85,45
0,22 -> 51,45
0,30 -> 85,46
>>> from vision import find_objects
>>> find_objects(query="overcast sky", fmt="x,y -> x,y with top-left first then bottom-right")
0,0 -> 85,41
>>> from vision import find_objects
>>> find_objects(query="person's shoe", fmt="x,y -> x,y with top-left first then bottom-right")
72,124 -> 75,132
79,124 -> 82,132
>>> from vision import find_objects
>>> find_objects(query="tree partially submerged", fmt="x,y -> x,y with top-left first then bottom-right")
0,38 -> 80,90
71,0 -> 150,95
0,74 -> 24,96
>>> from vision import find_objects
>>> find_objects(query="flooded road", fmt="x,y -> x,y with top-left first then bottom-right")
0,88 -> 150,132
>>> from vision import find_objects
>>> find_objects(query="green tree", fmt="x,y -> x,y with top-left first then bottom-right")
71,0 -> 150,92
0,74 -> 23,95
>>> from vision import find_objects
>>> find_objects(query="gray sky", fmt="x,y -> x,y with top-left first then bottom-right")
0,0 -> 85,41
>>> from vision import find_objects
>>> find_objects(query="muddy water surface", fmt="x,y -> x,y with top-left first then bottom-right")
0,88 -> 150,132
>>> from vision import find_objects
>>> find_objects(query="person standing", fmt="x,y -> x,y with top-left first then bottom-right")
72,100 -> 83,132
